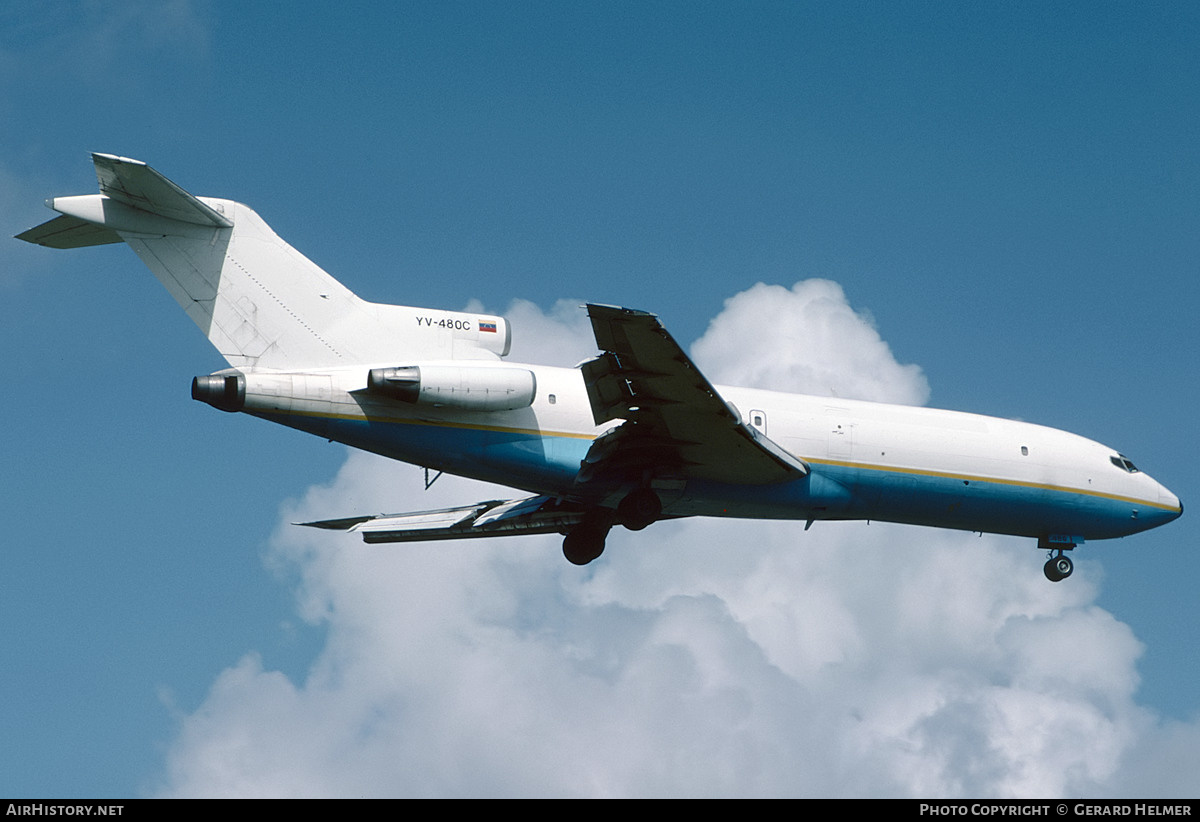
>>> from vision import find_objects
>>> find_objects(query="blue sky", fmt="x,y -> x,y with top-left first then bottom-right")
2,2 -> 1197,797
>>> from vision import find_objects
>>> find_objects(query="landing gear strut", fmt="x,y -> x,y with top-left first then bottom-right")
1043,551 -> 1074,582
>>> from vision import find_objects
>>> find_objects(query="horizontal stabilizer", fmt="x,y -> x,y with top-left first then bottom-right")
92,153 -> 233,227
299,495 -> 587,544
15,214 -> 122,249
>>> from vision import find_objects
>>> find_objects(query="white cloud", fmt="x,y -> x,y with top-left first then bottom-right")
464,296 -> 596,367
157,281 -> 1200,797
691,279 -> 930,405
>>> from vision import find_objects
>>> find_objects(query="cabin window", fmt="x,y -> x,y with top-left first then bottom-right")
548,394 -> 556,405
1110,454 -> 1139,473
1020,446 -> 1028,456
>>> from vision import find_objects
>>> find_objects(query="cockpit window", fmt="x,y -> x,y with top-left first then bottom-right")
1110,454 -> 1140,473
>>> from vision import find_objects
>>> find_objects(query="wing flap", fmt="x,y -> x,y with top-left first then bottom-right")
298,496 -> 586,544
580,304 -> 808,486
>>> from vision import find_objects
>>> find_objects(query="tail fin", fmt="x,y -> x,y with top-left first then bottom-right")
17,154 -> 511,370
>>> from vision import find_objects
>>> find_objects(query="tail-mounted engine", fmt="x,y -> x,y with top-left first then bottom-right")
191,373 -> 246,412
368,365 -> 536,411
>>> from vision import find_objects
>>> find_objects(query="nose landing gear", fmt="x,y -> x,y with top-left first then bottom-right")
1043,551 -> 1074,582
1038,536 -> 1079,582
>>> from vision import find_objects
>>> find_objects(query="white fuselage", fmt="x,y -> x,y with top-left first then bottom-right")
231,361 -> 1182,543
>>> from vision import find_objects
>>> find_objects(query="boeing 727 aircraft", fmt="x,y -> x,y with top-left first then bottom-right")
18,154 -> 1182,581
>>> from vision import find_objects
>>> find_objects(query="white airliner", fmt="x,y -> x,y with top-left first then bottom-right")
18,154 -> 1182,581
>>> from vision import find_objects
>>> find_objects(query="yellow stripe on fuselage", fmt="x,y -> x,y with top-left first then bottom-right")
810,457 -> 1178,512
259,406 -> 1178,513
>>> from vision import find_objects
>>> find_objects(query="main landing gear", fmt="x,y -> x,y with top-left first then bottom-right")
562,489 -> 664,565
616,487 -> 662,531
1043,550 -> 1074,582
563,519 -> 611,565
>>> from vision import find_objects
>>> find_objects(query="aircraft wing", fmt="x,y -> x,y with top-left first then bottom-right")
298,495 -> 586,544
579,304 -> 808,486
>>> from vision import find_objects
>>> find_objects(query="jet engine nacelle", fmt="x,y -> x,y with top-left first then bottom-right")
192,373 -> 246,412
368,365 -> 537,411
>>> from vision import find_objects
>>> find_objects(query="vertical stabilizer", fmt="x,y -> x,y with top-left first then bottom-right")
17,154 -> 512,370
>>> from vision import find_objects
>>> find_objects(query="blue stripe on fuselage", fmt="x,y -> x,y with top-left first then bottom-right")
249,409 -> 1162,541
249,409 -> 590,493
674,462 -> 1157,539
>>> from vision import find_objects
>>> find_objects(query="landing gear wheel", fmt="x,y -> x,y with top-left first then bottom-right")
563,524 -> 608,565
1044,553 -> 1074,582
618,488 -> 662,531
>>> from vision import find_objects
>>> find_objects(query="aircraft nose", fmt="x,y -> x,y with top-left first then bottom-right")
1157,483 -> 1183,524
